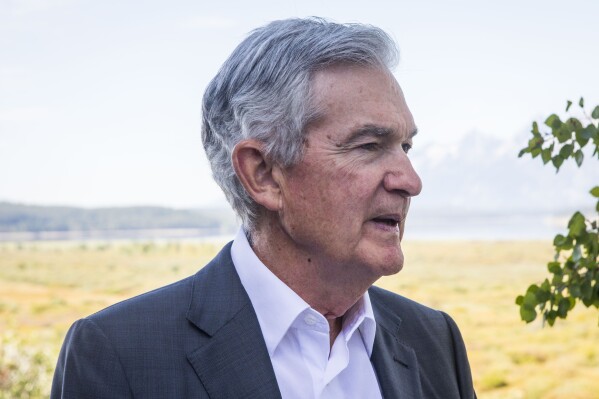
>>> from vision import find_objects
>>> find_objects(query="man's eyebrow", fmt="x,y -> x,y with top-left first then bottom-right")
343,125 -> 418,145
343,125 -> 392,145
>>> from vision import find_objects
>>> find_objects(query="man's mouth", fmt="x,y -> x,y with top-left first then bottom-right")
371,215 -> 401,228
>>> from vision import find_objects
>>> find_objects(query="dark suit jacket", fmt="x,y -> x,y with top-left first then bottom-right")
51,242 -> 475,398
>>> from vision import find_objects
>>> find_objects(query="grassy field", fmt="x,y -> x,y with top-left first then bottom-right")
1,239 -> 598,398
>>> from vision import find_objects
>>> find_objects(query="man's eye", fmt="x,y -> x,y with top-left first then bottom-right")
359,142 -> 379,151
402,143 -> 412,153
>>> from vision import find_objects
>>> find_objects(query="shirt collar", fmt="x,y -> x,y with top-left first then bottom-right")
342,291 -> 377,356
232,228 -> 309,356
231,228 -> 377,357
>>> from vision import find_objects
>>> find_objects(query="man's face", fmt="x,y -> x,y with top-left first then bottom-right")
275,64 -> 422,280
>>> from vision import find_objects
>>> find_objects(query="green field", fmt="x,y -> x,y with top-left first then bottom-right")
1,240 -> 598,398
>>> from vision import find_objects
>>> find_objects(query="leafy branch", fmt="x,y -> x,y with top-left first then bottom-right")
516,98 -> 599,327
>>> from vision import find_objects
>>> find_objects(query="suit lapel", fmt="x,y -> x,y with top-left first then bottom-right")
370,288 -> 423,399
186,243 -> 282,399
183,245 -> 425,399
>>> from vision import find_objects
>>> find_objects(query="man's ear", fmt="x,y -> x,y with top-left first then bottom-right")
232,139 -> 282,212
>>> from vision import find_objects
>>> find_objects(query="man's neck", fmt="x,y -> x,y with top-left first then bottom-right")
247,222 -> 378,339
327,317 -> 343,349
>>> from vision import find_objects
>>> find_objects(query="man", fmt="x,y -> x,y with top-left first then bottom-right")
52,18 -> 475,398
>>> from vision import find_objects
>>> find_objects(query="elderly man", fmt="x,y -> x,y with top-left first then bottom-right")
52,18 -> 475,399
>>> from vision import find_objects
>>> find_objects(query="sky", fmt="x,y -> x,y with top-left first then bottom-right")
1,0 -> 598,209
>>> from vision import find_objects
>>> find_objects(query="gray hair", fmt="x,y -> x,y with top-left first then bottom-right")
201,17 -> 399,230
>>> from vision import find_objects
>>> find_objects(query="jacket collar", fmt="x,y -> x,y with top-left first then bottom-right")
185,242 -> 282,399
370,286 -> 424,399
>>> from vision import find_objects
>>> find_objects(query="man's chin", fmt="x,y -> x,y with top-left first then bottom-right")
380,259 -> 404,276
365,245 -> 404,277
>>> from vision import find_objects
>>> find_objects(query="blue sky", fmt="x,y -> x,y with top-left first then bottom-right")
1,0 -> 598,208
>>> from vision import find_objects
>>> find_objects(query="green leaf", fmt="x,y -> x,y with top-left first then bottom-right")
520,305 -> 537,323
559,144 -> 574,158
581,281 -> 593,300
547,310 -> 557,326
566,100 -> 572,111
526,284 -> 539,295
570,284 -> 582,298
566,117 -> 583,132
561,235 -> 574,250
541,148 -> 552,164
590,186 -> 599,197
579,97 -> 585,108
552,273 -> 563,285
528,136 -> 543,148
568,296 -> 576,310
554,234 -> 567,247
575,150 -> 584,167
552,155 -> 564,170
541,279 -> 550,291
583,295 -> 594,307
518,148 -> 528,158
523,290 -> 538,307
568,212 -> 586,236
545,114 -> 561,129
548,261 -> 561,274
592,105 -> 599,119
580,124 -> 597,140
536,287 -> 551,303
556,125 -> 572,143
557,298 -> 570,317
532,121 -> 540,135
575,129 -> 590,147
535,280 -> 551,303
515,295 -> 524,305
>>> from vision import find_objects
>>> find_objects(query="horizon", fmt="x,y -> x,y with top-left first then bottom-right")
0,199 -> 592,241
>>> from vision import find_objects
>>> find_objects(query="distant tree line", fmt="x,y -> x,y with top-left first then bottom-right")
0,202 -> 237,232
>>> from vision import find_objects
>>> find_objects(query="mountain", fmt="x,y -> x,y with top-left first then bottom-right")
403,131 -> 597,239
409,131 -> 598,214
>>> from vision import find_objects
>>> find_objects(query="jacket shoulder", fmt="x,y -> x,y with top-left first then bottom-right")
369,285 -> 475,398
86,241 -> 235,326
369,285 -> 447,322
87,275 -> 195,324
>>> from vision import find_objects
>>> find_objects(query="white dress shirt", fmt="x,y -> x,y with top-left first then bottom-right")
231,229 -> 383,399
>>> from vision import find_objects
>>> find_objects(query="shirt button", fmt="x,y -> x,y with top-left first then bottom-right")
304,314 -> 318,325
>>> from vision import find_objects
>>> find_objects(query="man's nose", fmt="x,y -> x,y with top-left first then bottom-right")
383,153 -> 422,197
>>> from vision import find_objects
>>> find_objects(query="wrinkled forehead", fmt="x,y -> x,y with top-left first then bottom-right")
310,63 -> 407,105
306,63 -> 414,132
